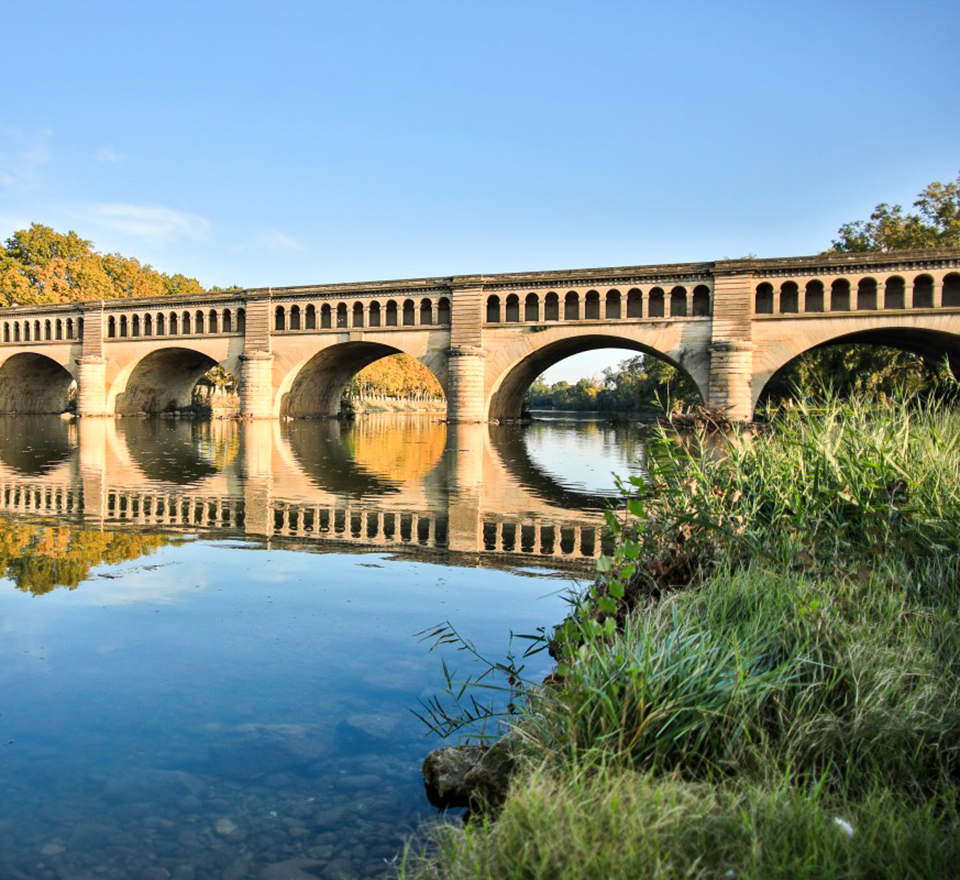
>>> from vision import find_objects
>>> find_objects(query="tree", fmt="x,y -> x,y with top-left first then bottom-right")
830,171 -> 960,253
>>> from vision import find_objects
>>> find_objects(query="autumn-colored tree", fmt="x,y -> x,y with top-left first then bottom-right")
0,223 -> 210,307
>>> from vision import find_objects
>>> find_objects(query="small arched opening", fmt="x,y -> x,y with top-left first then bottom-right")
438,297 -> 451,325
584,290 -> 601,320
670,286 -> 687,317
779,282 -> 798,314
944,273 -> 960,307
321,304 -> 332,329
648,288 -> 665,318
505,294 -> 520,323
605,289 -> 621,319
805,280 -> 824,313
564,292 -> 579,321
830,279 -> 851,312
486,295 -> 501,323
885,277 -> 905,310
627,288 -> 642,318
402,299 -> 416,326
755,283 -> 774,314
275,306 -> 286,331
305,304 -> 316,330
368,301 -> 381,328
289,306 -> 301,331
385,300 -> 398,327
544,292 -> 559,321
419,298 -> 433,325
913,275 -> 934,309
353,302 -> 365,328
337,303 -> 349,329
857,278 -> 878,311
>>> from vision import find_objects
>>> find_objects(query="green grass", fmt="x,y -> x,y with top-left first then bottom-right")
398,395 -> 960,880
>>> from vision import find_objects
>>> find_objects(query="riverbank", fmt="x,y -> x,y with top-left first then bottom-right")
401,395 -> 960,879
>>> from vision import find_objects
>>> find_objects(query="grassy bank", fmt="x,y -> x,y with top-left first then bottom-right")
400,396 -> 960,879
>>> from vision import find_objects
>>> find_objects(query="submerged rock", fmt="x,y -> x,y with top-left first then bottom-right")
208,723 -> 333,780
260,857 -> 324,880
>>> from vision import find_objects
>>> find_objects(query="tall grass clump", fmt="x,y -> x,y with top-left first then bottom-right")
401,394 -> 960,879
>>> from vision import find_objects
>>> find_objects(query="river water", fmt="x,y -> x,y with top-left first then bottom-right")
0,413 -> 645,880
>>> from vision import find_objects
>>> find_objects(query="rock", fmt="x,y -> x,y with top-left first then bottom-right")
40,841 -> 65,856
421,746 -> 483,809
178,794 -> 203,812
260,858 -> 324,880
338,775 -> 379,790
462,738 -> 515,812
422,738 -> 516,813
214,818 -> 238,837
223,854 -> 253,880
209,724 -> 332,780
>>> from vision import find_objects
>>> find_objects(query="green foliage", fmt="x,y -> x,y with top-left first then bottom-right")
400,768 -> 960,880
761,345 -> 937,404
525,355 -> 700,414
407,395 -> 960,878
830,170 -> 960,253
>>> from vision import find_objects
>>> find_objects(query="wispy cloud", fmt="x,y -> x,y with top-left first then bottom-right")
0,125 -> 52,193
87,203 -> 210,244
257,230 -> 307,252
95,147 -> 123,163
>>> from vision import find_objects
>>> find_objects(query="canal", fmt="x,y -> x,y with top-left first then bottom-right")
0,414 -> 645,880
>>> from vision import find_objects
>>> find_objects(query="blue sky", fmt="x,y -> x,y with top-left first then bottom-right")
2,0 -> 958,381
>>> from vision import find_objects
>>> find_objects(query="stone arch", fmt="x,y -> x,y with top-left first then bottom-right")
368,300 -> 381,327
195,310 -> 205,333
275,306 -> 286,331
420,298 -> 434,325
805,280 -> 824,313
627,288 -> 642,318
222,309 -> 232,333
486,295 -> 501,323
0,352 -> 76,414
336,303 -> 348,328
321,303 -> 332,329
182,311 -> 192,335
353,301 -> 365,328
438,296 -> 451,325
385,300 -> 398,327
486,331 -> 708,421
289,305 -> 301,331
132,315 -> 140,337
564,291 -> 579,321
276,340 -> 448,418
107,347 -> 225,415
305,304 -> 316,330
402,299 -> 416,326
505,294 -> 520,323
754,324 -> 960,411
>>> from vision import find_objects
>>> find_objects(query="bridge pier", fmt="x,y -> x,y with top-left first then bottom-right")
446,346 -> 486,422
239,352 -> 275,418
707,341 -> 754,420
77,356 -> 108,416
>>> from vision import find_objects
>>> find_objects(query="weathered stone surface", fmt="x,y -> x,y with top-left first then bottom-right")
208,723 -> 332,780
422,738 -> 515,812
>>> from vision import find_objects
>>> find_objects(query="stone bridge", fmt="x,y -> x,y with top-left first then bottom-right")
1,247 -> 959,420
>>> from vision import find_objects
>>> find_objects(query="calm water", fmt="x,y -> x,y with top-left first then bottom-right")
0,414 -> 645,880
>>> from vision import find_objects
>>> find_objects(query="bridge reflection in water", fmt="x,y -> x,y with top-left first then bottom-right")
0,414 -> 632,569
